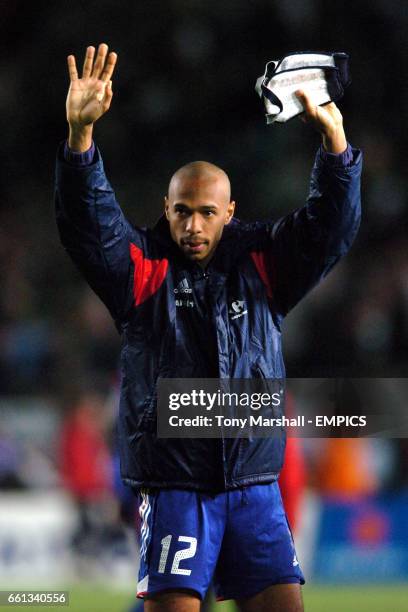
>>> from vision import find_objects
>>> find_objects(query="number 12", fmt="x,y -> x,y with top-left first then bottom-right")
158,535 -> 197,575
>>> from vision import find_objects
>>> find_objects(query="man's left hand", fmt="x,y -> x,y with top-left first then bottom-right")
295,89 -> 347,154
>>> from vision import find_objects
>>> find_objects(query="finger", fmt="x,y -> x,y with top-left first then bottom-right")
103,80 -> 113,99
91,43 -> 109,78
95,81 -> 107,102
67,55 -> 78,81
82,45 -> 95,78
295,89 -> 316,117
102,82 -> 113,112
100,52 -> 117,82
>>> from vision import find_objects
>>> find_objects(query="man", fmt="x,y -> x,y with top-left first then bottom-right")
55,44 -> 362,611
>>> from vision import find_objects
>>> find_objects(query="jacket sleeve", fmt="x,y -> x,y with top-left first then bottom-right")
55,143 -> 149,325
249,145 -> 362,318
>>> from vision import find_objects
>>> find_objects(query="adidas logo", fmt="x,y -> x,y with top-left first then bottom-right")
174,277 -> 194,308
174,278 -> 192,294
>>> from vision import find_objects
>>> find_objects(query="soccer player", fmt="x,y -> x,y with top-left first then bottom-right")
56,44 -> 362,612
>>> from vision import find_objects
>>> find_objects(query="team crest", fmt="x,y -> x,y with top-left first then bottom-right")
229,299 -> 248,320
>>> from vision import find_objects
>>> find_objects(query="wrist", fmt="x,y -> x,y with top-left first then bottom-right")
322,126 -> 347,154
68,124 -> 93,152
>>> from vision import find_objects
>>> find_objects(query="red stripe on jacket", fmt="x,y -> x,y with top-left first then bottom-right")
250,251 -> 275,299
130,243 -> 169,306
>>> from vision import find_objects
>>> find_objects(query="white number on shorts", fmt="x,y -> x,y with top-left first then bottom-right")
158,535 -> 197,575
171,536 -> 197,575
158,535 -> 172,573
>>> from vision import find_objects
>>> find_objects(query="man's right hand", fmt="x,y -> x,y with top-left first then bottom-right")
66,43 -> 117,151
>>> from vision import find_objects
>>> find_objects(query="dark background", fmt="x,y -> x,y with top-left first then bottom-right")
0,4 -> 407,605
1,0 -> 407,397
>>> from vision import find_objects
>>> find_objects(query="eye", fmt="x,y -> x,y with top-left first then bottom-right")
174,207 -> 189,216
203,210 -> 215,217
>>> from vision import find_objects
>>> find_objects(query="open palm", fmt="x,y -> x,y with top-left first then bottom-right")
66,44 -> 117,127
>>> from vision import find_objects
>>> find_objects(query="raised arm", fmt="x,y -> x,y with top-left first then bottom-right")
55,45 -> 153,327
249,91 -> 362,318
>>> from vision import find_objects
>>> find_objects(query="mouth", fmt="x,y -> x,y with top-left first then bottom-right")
181,240 -> 208,254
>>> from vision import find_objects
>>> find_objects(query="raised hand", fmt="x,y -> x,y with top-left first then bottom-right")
295,89 -> 347,154
66,43 -> 117,151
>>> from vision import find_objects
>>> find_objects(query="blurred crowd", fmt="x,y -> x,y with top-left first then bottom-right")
1,0 -> 408,539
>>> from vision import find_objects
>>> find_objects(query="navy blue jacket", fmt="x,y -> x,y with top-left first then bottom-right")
55,143 -> 362,492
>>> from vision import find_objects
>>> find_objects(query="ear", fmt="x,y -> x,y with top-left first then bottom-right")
224,200 -> 235,225
164,196 -> 170,220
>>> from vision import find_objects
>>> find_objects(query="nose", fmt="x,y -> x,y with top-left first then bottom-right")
185,212 -> 202,235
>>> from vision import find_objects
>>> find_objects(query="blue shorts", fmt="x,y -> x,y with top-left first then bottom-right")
136,482 -> 305,601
